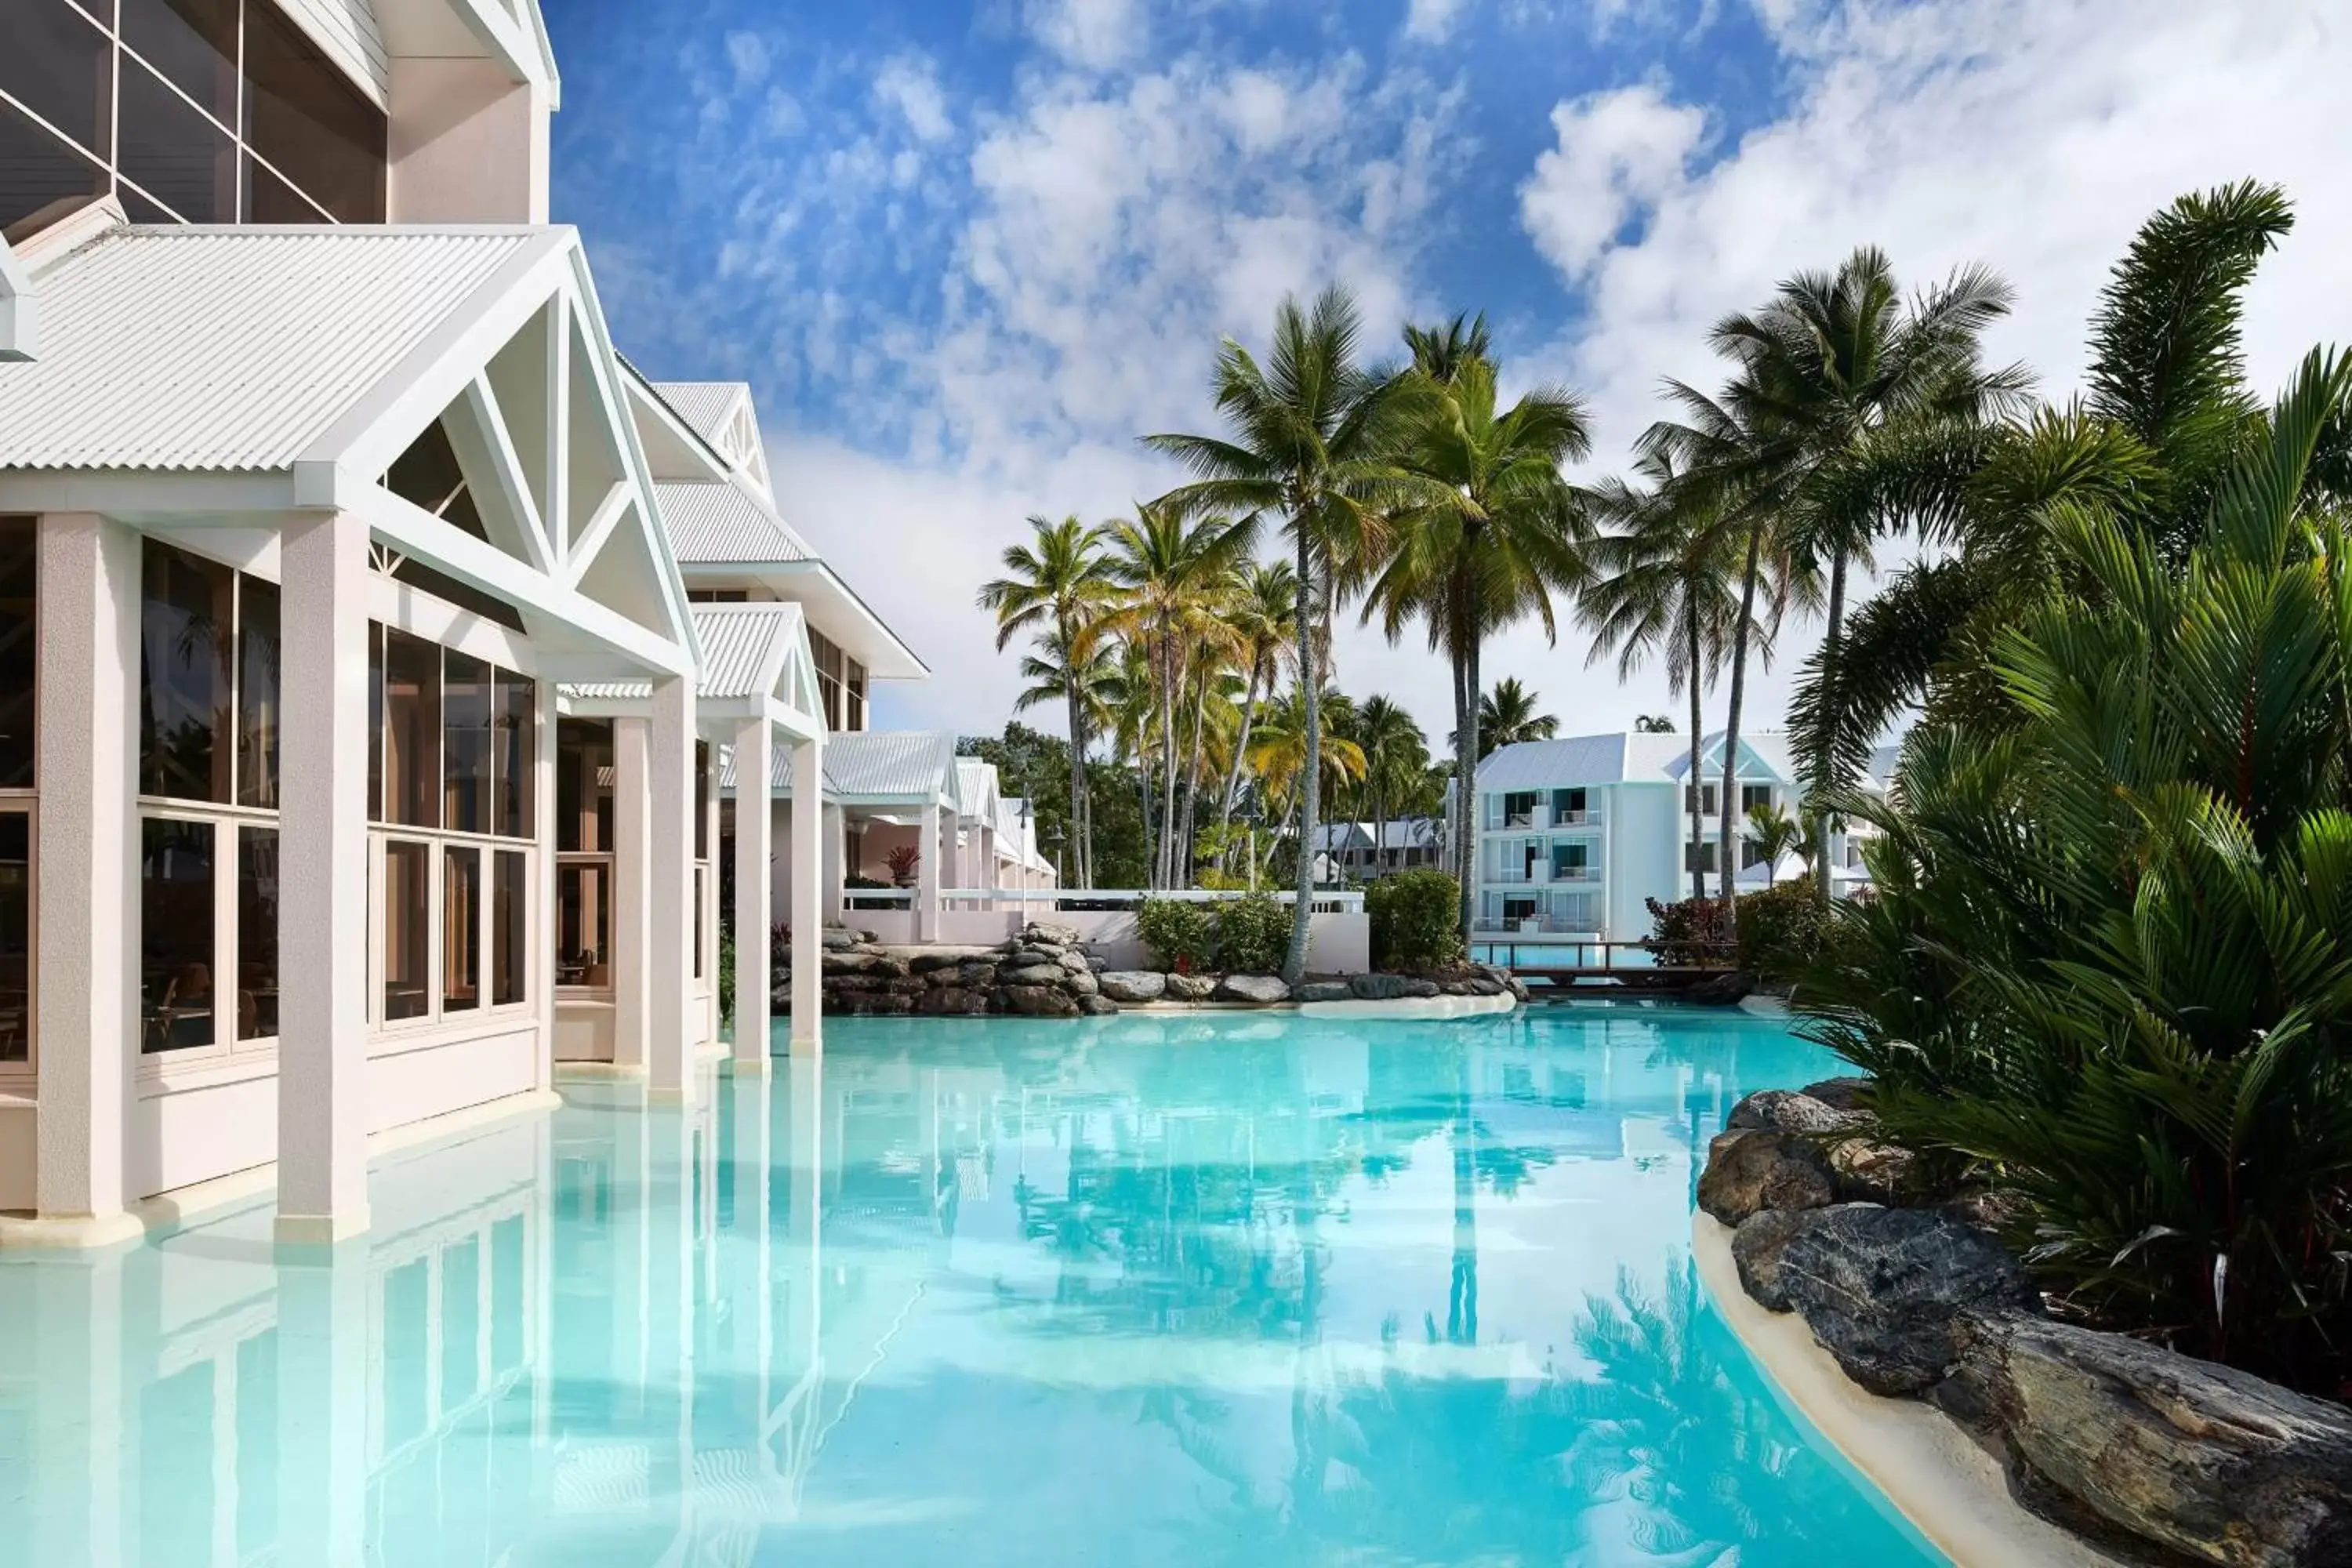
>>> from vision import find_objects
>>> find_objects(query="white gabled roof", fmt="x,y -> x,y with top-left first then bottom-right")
689,603 -> 805,701
655,481 -> 813,564
0,226 -> 547,471
650,381 -> 750,444
718,729 -> 956,802
953,757 -> 1000,821
1477,730 -> 1798,793
1478,735 -> 1629,792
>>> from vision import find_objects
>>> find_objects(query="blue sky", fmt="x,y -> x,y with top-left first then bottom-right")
545,0 -> 2352,739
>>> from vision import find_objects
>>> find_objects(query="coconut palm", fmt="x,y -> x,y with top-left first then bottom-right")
1146,285 -> 1414,979
979,515 -> 1119,886
1216,560 -> 1300,849
1352,695 -> 1429,873
1741,801 -> 1808,887
1475,678 -> 1560,757
1363,350 -> 1594,942
1248,685 -> 1366,848
1580,453 -> 1747,898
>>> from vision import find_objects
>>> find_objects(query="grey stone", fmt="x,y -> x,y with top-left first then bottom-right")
1828,1138 -> 1922,1203
1697,1129 -> 1835,1225
918,986 -> 987,1017
906,946 -> 1003,972
1401,977 -> 1442,999
1025,922 -> 1082,949
1771,1205 -> 2042,1396
1348,972 -> 1410,1000
1014,946 -> 1066,967
822,951 -> 884,975
1800,1076 -> 1875,1114
1937,1187 -> 2035,1235
1058,951 -> 1092,975
1003,984 -> 1080,1018
1214,974 -> 1291,1004
1440,980 -> 1475,996
1000,964 -> 1068,987
1687,970 -> 1756,1006
1465,977 -> 1507,997
1164,973 -> 1215,1002
821,928 -> 862,950
1730,1206 -> 1867,1312
1078,994 -> 1121,1017
1952,1314 -> 2352,1568
1065,968 -> 1099,996
1729,1089 -> 1858,1135
1097,971 -> 1167,1004
1294,982 -> 1353,1003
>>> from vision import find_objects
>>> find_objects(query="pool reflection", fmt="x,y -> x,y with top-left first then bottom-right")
0,1007 -> 1940,1566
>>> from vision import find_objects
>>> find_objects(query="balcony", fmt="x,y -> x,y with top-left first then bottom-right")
1548,864 -> 1600,884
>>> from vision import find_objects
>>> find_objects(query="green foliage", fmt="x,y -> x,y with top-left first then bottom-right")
1136,898 -> 1216,972
1642,896 -> 1730,967
1214,893 -> 1291,975
960,723 -> 1151,888
1367,869 -> 1465,971
1795,347 -> 2352,1392
1732,882 -> 1825,989
717,919 -> 735,1025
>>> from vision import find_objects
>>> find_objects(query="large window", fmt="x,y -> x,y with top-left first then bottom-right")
808,629 -> 868,732
0,0 -> 387,240
0,810 -> 27,1065
0,518 -> 30,1071
555,719 -> 614,992
368,624 -> 535,1032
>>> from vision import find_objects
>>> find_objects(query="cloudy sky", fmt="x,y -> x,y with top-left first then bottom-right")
545,0 -> 2352,744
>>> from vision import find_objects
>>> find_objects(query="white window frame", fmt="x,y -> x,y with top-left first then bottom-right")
0,796 -> 35,1082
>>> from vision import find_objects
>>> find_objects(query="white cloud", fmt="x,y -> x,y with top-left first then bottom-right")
1024,0 -> 1147,71
1519,84 -> 1708,282
724,31 -> 770,89
1404,0 -> 1472,44
873,54 -> 954,143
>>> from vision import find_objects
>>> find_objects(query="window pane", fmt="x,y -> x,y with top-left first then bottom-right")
557,862 -> 611,988
0,97 -> 107,244
493,669 -> 534,840
236,577 -> 279,808
118,57 -> 236,223
244,5 -> 386,223
0,812 -> 26,1063
442,651 -> 490,834
367,623 -> 383,822
241,150 -> 326,223
237,826 -> 278,1040
492,850 -> 526,1007
692,866 -> 704,980
383,840 -> 428,1021
383,630 -> 440,828
694,741 -> 709,862
0,518 -> 33,789
557,719 -> 611,853
444,846 -> 478,1012
1,2 -> 111,160
142,816 -> 215,1052
139,541 -> 232,802
120,0 -> 238,127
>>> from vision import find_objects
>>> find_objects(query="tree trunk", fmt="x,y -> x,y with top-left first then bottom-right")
1450,605 -> 1474,945
1066,677 -> 1088,891
1178,667 -> 1210,890
1686,601 -> 1708,902
1461,625 -> 1482,953
1158,638 -> 1182,891
1719,522 -> 1765,939
1813,550 -> 1847,903
1283,530 -> 1317,983
1220,663 -> 1262,838
1136,749 -> 1156,893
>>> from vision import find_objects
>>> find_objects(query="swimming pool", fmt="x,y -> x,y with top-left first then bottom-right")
0,1006 -> 1943,1566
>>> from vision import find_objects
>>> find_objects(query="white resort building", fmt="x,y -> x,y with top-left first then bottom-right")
0,0 -> 1047,1247
1472,731 -> 1883,952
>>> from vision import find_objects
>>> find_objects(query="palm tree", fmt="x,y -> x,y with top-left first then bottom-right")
1097,503 -> 1256,888
1352,695 -> 1428,874
1580,451 -> 1746,899
978,516 -> 1117,887
1363,350 -> 1593,943
1475,678 -> 1559,757
1633,714 -> 1675,733
1147,286 -> 1410,979
1741,801 -> 1806,887
1216,560 -> 1300,849
1247,684 -> 1366,851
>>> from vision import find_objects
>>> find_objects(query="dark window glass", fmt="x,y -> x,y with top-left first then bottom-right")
120,0 -> 238,127
139,541 -> 232,802
492,850 -> 525,1007
444,846 -> 478,1012
0,518 -> 33,789
383,630 -> 439,828
383,839 -> 428,1021
692,866 -> 705,980
237,826 -> 277,1040
385,421 -> 472,522
442,651 -> 490,834
1742,784 -> 1773,814
557,719 -> 611,853
245,5 -> 385,223
0,98 -> 107,243
2,2 -> 111,159
557,862 -> 610,988
115,183 -> 178,223
0,812 -> 26,1062
493,669 -> 533,839
141,816 -> 215,1052
118,57 -> 236,223
694,740 -> 710,861
241,149 -> 324,223
236,576 -> 279,808
367,622 -> 383,822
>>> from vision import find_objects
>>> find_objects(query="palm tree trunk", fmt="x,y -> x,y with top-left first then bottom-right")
1812,550 -> 1846,903
1283,533 -> 1317,983
1685,601 -> 1708,902
1719,522 -> 1765,939
1178,669 -> 1209,890
1065,677 -> 1087,891
1450,620 -> 1473,941
1220,664 -> 1261,832
1136,747 -> 1156,892
1461,627 -> 1482,952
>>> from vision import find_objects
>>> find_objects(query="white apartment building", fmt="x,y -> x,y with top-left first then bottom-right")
0,0 -> 1048,1250
1472,730 -> 1875,946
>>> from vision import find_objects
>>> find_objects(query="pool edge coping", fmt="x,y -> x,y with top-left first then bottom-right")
1691,1213 -> 2128,1568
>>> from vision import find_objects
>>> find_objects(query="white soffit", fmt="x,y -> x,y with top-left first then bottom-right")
0,227 -> 543,471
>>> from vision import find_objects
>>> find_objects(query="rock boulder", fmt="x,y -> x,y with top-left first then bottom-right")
1294,982 -> 1352,1003
1730,1089 -> 1859,1135
1696,1129 -> 1835,1225
1215,974 -> 1291,1004
1004,985 -> 1080,1018
1165,973 -> 1216,1002
1348,972 -> 1409,1000
1098,971 -> 1167,1004
1001,963 -> 1068,987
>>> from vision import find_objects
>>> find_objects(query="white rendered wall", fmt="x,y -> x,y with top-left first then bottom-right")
387,58 -> 552,223
1610,783 -> 1686,936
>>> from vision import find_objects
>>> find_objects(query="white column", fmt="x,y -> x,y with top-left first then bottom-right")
276,511 -> 371,1246
612,717 -> 651,1073
31,514 -> 138,1235
916,802 -> 942,943
647,678 -> 695,1104
532,679 -> 557,1095
820,802 -> 845,925
731,718 -> 772,1072
704,761 -> 722,1051
789,733 -> 823,1054
31,1248 -> 125,1560
981,824 -> 997,909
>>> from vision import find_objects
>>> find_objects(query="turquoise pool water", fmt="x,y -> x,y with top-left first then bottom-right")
0,1006 -> 1943,1566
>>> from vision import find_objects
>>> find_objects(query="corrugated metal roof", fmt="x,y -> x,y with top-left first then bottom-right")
825,731 -> 956,800
648,381 -> 746,444
689,604 -> 804,700
953,757 -> 1000,818
1478,735 -> 1628,792
0,227 -> 543,471
655,481 -> 814,564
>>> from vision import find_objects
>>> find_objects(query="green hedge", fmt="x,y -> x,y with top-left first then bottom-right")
1136,898 -> 1216,972
1734,882 -> 1828,988
1215,893 -> 1290,974
1366,869 -> 1465,971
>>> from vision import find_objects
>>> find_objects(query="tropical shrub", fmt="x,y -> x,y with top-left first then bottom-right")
1642,896 -> 1730,967
1795,348 -> 2352,1392
1733,882 -> 1826,989
1136,898 -> 1215,973
1367,869 -> 1465,971
1214,893 -> 1290,975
